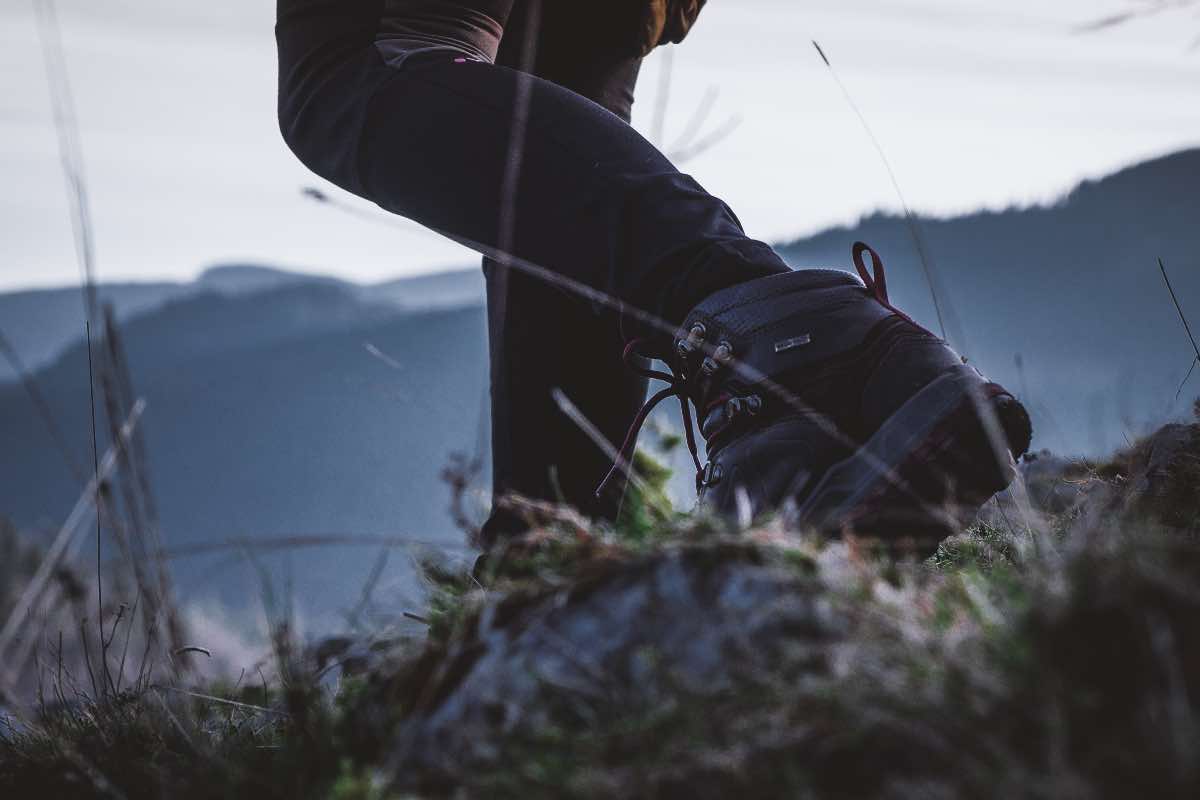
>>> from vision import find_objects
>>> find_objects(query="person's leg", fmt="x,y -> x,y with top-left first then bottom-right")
480,3 -> 652,543
355,61 -> 787,326
278,0 -> 789,330
277,0 -> 1030,552
480,266 -> 652,542
279,0 -> 787,544
495,1 -> 644,120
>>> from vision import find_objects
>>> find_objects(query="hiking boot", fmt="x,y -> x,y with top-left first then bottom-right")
600,243 -> 1032,547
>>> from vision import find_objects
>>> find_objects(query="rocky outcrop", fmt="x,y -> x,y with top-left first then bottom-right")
985,420 -> 1200,536
1118,422 -> 1200,529
386,545 -> 844,787
348,421 -> 1200,798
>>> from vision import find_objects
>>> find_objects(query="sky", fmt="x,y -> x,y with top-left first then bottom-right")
1,0 -> 1198,292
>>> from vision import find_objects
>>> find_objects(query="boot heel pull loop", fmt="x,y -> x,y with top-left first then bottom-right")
852,241 -> 939,339
852,241 -> 889,305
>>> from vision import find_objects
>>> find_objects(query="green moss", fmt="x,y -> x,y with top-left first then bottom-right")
614,448 -> 679,544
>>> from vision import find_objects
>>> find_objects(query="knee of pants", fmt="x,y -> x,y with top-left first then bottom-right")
279,110 -> 372,196
276,53 -> 382,195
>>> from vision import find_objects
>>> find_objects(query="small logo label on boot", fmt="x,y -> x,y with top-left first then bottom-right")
774,334 -> 812,353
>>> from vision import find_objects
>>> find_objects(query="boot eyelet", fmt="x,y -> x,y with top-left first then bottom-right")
701,461 -> 723,487
678,323 -> 708,361
701,342 -> 734,377
725,394 -> 763,422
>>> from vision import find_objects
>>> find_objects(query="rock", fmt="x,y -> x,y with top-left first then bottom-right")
1118,423 -> 1199,530
977,450 -> 1098,532
363,421 -> 1200,796
982,423 -> 1200,536
386,545 -> 845,783
1016,451 -> 1096,513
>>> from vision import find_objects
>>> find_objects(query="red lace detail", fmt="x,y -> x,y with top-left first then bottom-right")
853,241 -> 934,335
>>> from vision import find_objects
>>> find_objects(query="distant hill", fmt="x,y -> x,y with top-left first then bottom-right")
1,283 -> 488,624
0,264 -> 483,382
195,263 -> 343,294
369,268 -> 485,312
0,280 -> 184,382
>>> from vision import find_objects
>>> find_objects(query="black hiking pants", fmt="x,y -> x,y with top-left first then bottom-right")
275,0 -> 790,544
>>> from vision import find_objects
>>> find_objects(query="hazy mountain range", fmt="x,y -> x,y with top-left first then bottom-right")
0,265 -> 485,383
1,270 -> 488,626
2,148 -> 1197,623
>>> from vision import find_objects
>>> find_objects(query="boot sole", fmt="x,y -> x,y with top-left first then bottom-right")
796,365 -> 1032,552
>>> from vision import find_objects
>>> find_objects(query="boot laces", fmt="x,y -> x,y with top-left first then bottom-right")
594,338 -> 705,499
598,242 -> 911,501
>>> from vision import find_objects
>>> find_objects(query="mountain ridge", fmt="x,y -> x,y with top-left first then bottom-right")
0,265 -> 485,383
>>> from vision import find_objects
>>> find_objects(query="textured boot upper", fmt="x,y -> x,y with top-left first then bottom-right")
596,249 -> 1024,516
676,269 -> 895,421
680,269 -> 893,372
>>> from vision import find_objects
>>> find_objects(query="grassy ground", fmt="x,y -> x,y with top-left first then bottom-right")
2,417 -> 1198,799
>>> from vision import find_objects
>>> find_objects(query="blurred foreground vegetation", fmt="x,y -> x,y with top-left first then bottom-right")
2,410 -> 1199,799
